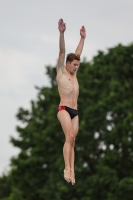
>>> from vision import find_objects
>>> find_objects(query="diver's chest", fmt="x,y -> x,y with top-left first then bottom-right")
64,76 -> 78,87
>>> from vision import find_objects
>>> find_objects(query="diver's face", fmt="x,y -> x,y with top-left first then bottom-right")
66,60 -> 80,74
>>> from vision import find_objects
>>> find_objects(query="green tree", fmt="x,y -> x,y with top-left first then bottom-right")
7,43 -> 133,200
76,43 -> 133,200
0,173 -> 11,200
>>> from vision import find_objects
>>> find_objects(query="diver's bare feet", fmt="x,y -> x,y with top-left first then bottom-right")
64,169 -> 71,183
70,170 -> 75,185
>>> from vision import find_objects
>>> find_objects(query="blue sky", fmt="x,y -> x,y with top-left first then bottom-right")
0,0 -> 133,175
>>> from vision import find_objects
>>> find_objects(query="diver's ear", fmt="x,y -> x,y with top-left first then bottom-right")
66,61 -> 70,66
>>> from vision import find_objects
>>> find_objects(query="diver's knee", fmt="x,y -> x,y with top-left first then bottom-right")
66,132 -> 75,145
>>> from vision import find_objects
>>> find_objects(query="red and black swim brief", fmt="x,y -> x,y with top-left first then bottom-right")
57,106 -> 78,119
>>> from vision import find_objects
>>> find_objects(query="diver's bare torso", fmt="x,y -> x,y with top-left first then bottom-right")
56,67 -> 79,109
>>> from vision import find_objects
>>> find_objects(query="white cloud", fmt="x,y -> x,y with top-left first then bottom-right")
0,48 -> 50,91
40,34 -> 58,45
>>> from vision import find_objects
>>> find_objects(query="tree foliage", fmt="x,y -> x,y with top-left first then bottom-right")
1,43 -> 133,200
0,173 -> 11,200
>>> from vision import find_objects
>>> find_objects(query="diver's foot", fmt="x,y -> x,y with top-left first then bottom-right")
64,169 -> 71,183
70,170 -> 75,185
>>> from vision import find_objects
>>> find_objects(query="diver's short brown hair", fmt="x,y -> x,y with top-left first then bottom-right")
66,53 -> 80,63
